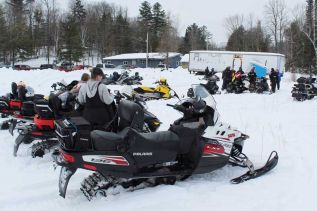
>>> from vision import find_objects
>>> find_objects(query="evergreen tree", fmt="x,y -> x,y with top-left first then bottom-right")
113,11 -> 132,54
0,5 -> 8,63
138,1 -> 152,29
179,23 -> 208,54
226,26 -> 246,51
151,2 -> 166,50
58,15 -> 83,63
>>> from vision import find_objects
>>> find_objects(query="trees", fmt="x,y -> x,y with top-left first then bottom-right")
0,5 -> 8,63
158,15 -> 179,69
264,0 -> 288,53
179,23 -> 208,54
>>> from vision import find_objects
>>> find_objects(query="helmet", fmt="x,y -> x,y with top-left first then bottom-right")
159,77 -> 167,84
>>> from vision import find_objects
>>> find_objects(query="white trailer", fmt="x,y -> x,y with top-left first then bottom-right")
189,51 -> 285,76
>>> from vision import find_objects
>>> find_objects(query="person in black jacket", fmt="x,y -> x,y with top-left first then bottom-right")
269,68 -> 278,93
248,67 -> 257,86
222,66 -> 232,90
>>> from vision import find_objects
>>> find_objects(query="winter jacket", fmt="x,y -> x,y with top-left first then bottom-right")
78,80 -> 114,105
269,71 -> 278,83
248,71 -> 257,83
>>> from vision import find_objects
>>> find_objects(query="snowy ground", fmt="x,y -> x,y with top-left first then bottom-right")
0,67 -> 316,211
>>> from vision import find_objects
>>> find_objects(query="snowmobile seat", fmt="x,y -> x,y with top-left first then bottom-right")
91,128 -> 130,151
118,100 -> 144,131
131,130 -> 180,152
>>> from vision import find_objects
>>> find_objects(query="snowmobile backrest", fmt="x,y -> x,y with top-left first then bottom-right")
118,100 -> 144,131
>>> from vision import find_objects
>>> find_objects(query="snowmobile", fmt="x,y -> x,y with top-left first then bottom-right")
200,74 -> 220,95
291,77 -> 317,101
114,87 -> 161,132
249,77 -> 270,94
226,75 -> 249,94
104,71 -> 143,85
52,84 -> 278,200
11,81 -> 80,157
0,82 -> 44,130
133,78 -> 176,101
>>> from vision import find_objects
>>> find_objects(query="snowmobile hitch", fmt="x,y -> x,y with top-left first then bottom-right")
230,151 -> 278,184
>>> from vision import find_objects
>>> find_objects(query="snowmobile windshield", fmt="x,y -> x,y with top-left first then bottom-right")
191,84 -> 219,124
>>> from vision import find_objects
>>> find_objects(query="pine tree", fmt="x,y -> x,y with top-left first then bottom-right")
58,15 -> 83,63
152,2 -> 166,51
138,1 -> 152,29
226,26 -> 246,51
0,5 -> 7,63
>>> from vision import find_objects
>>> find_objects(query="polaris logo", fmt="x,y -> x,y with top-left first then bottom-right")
133,152 -> 153,156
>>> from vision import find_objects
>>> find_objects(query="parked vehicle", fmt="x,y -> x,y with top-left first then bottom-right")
58,62 -> 74,72
14,65 -> 31,71
40,64 -> 56,70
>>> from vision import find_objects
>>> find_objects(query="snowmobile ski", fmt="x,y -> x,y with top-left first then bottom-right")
231,151 -> 278,184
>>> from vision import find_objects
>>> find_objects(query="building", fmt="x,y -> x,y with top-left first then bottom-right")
103,53 -> 182,68
189,50 -> 285,77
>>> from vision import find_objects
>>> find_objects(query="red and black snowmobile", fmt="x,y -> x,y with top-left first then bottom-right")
52,85 -> 278,200
11,81 -> 79,157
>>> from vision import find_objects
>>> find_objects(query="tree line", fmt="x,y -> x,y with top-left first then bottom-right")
0,0 -> 211,66
0,0 -> 315,73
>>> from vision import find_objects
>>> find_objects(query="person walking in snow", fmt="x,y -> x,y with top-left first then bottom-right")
269,68 -> 278,93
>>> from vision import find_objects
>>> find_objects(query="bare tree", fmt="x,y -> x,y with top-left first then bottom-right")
224,14 -> 244,36
264,0 -> 288,53
158,14 -> 179,70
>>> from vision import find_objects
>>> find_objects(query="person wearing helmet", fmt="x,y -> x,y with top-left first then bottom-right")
159,77 -> 167,85
78,67 -> 116,130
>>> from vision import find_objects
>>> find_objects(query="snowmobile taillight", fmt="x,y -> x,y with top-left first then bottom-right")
83,164 -> 97,171
61,151 -> 75,163
31,132 -> 43,136
9,100 -> 22,110
203,143 -> 225,155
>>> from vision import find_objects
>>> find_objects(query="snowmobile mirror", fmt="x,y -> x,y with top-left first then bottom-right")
187,88 -> 194,98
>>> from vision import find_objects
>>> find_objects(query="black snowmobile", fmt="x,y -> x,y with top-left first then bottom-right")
103,71 -> 143,85
226,75 -> 249,94
200,74 -> 220,95
52,84 -> 278,200
291,76 -> 317,101
249,77 -> 270,94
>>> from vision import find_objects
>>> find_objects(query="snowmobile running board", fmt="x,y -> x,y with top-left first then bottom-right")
230,151 -> 278,184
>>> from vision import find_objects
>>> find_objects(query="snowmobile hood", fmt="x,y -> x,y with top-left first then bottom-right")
86,80 -> 101,98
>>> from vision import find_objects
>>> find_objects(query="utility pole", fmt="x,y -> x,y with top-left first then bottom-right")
146,32 -> 149,68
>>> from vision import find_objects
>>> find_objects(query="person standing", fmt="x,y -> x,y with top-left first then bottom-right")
277,69 -> 283,90
269,68 -> 278,93
222,66 -> 232,90
248,67 -> 257,86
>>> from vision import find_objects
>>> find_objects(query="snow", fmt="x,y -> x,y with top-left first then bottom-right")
181,54 -> 189,63
0,66 -> 316,211
103,52 -> 181,60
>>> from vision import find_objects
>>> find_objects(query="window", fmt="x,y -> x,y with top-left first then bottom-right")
123,61 -> 128,65
141,60 -> 145,64
176,61 -> 180,66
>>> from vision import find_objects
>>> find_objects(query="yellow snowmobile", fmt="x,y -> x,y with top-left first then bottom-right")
133,78 -> 176,101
